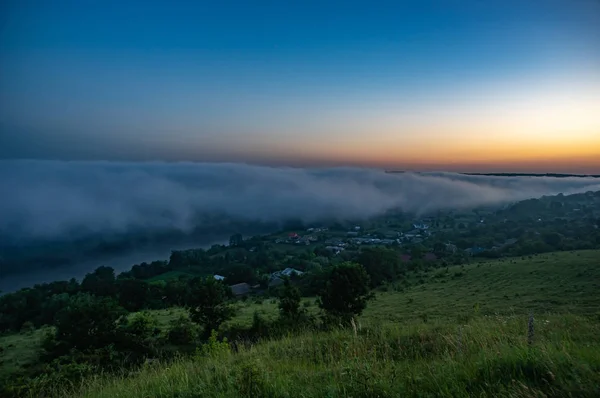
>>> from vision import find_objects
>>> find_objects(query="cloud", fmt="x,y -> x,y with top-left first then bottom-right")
1,160 -> 599,240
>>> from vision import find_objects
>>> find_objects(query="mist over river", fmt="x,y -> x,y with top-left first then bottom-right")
0,238 -> 227,294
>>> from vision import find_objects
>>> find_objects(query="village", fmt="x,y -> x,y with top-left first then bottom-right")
215,216 -> 485,296
171,192 -> 600,299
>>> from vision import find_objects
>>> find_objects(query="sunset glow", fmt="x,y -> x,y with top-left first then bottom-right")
1,0 -> 599,173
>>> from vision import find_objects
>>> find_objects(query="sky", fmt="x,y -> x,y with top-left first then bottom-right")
1,0 -> 599,173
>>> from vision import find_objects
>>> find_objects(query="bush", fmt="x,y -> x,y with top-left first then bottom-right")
196,330 -> 230,359
20,321 -> 34,334
167,315 -> 198,345
236,360 -> 274,398
318,262 -> 372,324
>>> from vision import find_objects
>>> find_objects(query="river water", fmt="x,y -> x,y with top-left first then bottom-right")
0,238 -> 228,293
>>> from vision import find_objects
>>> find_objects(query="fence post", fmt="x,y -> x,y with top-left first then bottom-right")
527,312 -> 535,346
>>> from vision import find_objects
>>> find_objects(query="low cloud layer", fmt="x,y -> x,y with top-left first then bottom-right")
1,160 -> 599,241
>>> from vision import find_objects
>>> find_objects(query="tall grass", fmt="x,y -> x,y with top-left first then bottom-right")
61,313 -> 600,398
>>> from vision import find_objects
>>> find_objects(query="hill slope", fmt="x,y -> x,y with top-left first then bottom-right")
65,251 -> 600,397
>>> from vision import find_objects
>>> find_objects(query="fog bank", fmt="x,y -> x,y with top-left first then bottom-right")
1,160 -> 599,241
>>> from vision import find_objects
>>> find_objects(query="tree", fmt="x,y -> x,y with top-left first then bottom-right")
278,279 -> 302,321
433,242 -> 447,258
167,315 -> 198,345
410,245 -> 426,260
229,233 -> 243,247
47,293 -> 126,357
357,247 -> 401,287
542,232 -> 562,248
39,292 -> 71,326
116,312 -> 162,363
164,277 -> 191,306
117,278 -> 149,312
81,266 -> 116,297
187,277 -> 235,338
318,262 -> 372,324
221,264 -> 257,285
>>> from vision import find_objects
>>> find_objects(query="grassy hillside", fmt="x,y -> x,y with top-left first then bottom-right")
0,327 -> 48,377
45,250 -> 600,397
68,314 -> 600,398
221,250 -> 600,328
365,250 -> 600,323
2,250 -> 598,396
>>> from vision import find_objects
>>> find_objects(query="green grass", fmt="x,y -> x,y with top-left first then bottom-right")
146,250 -> 600,330
63,250 -> 600,397
363,250 -> 600,324
4,250 -> 600,397
144,298 -> 316,330
69,314 -> 600,397
0,327 -> 49,377
222,250 -> 600,328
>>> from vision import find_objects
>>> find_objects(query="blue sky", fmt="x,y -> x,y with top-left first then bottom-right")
1,0 -> 599,172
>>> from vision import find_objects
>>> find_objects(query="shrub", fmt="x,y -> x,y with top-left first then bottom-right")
196,330 -> 230,358
167,315 -> 198,345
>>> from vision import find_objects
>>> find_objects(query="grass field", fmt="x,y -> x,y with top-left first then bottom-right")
69,314 -> 600,397
364,250 -> 600,324
2,250 -> 599,397
0,327 -> 48,376
146,250 -> 600,327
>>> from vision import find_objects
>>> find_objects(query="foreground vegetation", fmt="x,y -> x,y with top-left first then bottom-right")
1,250 -> 599,397
56,315 -> 600,397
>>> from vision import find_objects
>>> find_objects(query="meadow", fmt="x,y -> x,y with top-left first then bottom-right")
2,250 -> 599,397
146,250 -> 600,329
69,314 -> 600,397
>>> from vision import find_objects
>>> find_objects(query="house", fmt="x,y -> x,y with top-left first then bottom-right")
268,276 -> 285,288
214,275 -> 225,281
325,239 -> 345,246
347,231 -> 359,236
230,282 -> 251,296
354,226 -> 361,231
272,268 -> 304,279
288,232 -> 299,239
325,245 -> 344,254
413,223 -> 430,230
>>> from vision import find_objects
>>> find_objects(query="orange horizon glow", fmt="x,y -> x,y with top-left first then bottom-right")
225,76 -> 600,174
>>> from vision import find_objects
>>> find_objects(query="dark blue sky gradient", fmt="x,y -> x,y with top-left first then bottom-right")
1,0 -> 599,171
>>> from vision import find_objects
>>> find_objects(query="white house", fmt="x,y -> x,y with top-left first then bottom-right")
214,275 -> 225,281
272,267 -> 304,279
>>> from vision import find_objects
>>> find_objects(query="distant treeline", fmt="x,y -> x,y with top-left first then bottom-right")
385,170 -> 600,178
463,173 -> 600,178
